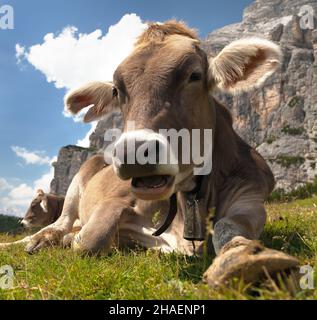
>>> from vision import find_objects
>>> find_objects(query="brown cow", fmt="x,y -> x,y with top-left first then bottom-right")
3,21 -> 298,287
21,189 -> 65,228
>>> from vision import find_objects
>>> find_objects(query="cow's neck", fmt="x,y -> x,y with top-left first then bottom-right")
47,194 -> 64,223
153,97 -> 241,241
178,98 -> 240,227
212,98 -> 239,190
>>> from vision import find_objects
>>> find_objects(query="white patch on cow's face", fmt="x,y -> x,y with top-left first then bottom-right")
40,199 -> 48,213
21,219 -> 31,228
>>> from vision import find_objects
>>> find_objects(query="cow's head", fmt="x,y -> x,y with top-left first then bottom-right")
21,189 -> 51,228
65,21 -> 281,201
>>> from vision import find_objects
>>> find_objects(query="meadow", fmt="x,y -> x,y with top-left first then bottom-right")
0,197 -> 316,300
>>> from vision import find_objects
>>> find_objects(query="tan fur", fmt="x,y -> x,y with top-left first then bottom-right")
135,20 -> 198,47
74,158 -> 195,254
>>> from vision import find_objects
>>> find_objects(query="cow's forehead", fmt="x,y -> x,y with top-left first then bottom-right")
160,34 -> 200,53
114,35 -> 203,86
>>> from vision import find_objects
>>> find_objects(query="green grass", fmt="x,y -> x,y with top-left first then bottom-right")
288,96 -> 300,108
281,125 -> 304,136
273,155 -> 305,168
268,177 -> 317,202
266,135 -> 277,144
0,197 -> 317,300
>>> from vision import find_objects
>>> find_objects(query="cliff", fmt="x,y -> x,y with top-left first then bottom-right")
203,0 -> 317,190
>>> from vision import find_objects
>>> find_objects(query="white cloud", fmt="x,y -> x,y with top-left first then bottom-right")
15,43 -> 26,64
17,14 -> 147,90
16,13 -> 146,151
76,121 -> 98,147
34,166 -> 55,191
11,146 -> 52,165
0,178 -> 11,191
8,183 -> 35,205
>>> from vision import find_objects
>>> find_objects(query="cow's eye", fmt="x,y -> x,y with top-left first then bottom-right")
112,87 -> 118,98
189,72 -> 202,82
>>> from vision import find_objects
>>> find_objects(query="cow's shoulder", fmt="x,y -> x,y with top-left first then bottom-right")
80,154 -> 105,171
79,154 -> 107,186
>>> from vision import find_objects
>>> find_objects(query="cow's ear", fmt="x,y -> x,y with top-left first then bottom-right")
37,189 -> 45,196
208,38 -> 282,94
64,82 -> 119,123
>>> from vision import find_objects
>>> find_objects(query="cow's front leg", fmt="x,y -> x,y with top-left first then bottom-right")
71,201 -> 132,255
204,193 -> 299,287
212,195 -> 267,255
25,218 -> 76,253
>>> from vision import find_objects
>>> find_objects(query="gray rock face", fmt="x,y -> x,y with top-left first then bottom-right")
89,111 -> 123,150
51,0 -> 317,195
50,145 -> 97,195
204,0 -> 317,190
243,0 -> 316,25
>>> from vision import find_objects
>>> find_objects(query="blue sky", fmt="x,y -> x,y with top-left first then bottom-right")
0,0 -> 253,215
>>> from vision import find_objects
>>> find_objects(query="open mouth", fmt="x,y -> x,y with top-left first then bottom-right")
131,175 -> 175,200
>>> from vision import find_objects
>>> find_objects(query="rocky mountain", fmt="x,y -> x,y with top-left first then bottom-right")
50,0 -> 317,195
50,145 -> 94,195
204,0 -> 317,190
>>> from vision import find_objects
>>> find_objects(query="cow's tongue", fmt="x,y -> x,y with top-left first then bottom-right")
132,175 -> 168,189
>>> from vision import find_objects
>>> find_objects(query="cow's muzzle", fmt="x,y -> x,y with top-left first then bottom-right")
20,219 -> 30,228
112,130 -> 179,200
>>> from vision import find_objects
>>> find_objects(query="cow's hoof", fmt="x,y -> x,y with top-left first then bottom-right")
203,236 -> 299,288
25,228 -> 64,254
